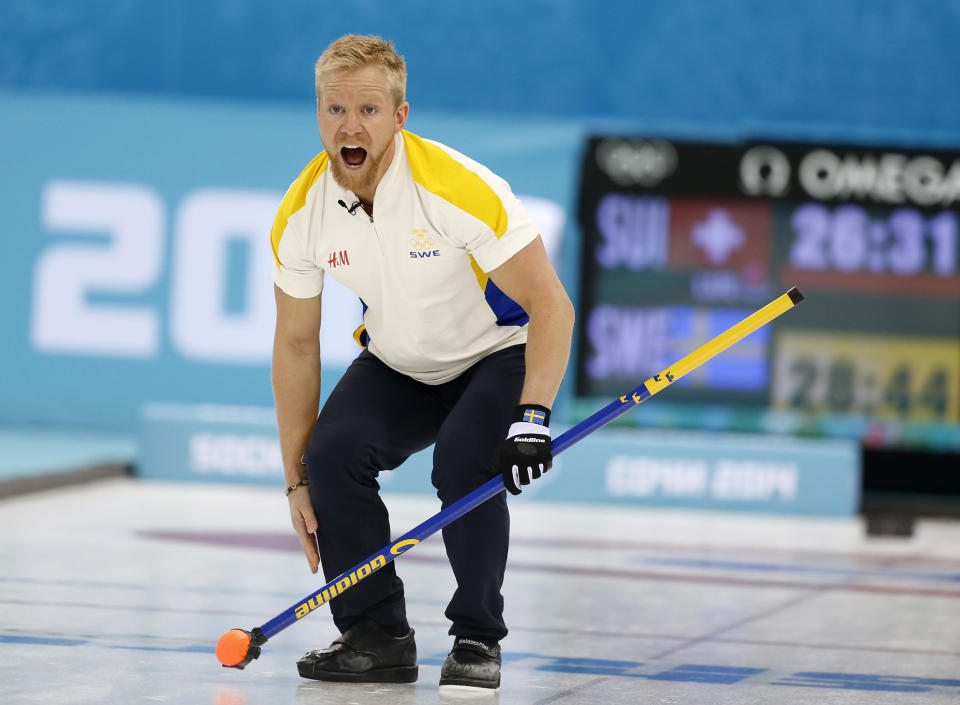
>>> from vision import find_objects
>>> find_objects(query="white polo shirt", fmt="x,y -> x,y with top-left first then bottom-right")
270,130 -> 541,384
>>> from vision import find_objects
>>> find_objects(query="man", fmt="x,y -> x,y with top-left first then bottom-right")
271,34 -> 574,691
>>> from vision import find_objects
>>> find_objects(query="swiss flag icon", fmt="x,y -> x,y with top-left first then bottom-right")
668,198 -> 772,276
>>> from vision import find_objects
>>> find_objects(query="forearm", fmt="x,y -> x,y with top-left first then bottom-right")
518,297 -> 575,408
272,340 -> 322,485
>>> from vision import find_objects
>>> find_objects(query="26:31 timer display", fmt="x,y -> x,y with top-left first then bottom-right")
787,204 -> 956,277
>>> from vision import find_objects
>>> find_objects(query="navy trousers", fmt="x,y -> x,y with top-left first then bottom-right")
304,345 -> 525,642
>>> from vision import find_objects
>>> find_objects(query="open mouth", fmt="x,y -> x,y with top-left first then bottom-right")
340,145 -> 368,168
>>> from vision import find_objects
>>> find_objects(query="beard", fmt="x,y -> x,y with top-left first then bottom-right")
329,139 -> 390,196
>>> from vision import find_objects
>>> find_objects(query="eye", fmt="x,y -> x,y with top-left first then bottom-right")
329,105 -> 343,114
363,106 -> 378,115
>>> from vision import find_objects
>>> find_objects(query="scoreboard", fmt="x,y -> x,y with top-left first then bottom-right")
575,137 -> 960,450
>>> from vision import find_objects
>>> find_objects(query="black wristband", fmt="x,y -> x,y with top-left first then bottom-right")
512,404 -> 551,427
285,478 -> 310,496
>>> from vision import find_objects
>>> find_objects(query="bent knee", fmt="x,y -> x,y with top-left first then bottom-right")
431,438 -> 498,499
304,427 -> 378,496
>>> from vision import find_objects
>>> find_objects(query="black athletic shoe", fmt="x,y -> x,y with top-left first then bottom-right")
296,617 -> 418,683
438,637 -> 501,690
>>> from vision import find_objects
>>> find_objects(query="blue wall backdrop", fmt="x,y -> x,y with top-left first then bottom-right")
2,0 -> 960,145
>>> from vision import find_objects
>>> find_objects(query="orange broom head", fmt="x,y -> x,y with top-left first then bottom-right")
216,629 -> 252,667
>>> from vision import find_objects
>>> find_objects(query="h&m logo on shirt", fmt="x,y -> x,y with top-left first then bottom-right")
327,250 -> 350,268
409,228 -> 440,259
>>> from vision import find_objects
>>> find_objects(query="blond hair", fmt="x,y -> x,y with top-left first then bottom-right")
315,35 -> 407,108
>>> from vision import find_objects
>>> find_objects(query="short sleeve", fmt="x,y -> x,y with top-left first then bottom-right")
466,187 -> 541,273
269,153 -> 330,299
271,202 -> 324,299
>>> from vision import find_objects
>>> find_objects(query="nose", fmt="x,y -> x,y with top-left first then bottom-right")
341,109 -> 363,135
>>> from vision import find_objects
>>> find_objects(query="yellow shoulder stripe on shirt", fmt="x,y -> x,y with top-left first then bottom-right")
403,131 -> 508,239
270,151 -> 329,267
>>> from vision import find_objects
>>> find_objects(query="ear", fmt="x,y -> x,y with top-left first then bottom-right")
395,101 -> 409,132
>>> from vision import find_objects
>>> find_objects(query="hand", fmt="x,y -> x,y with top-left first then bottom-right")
287,485 -> 320,573
498,404 -> 552,495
